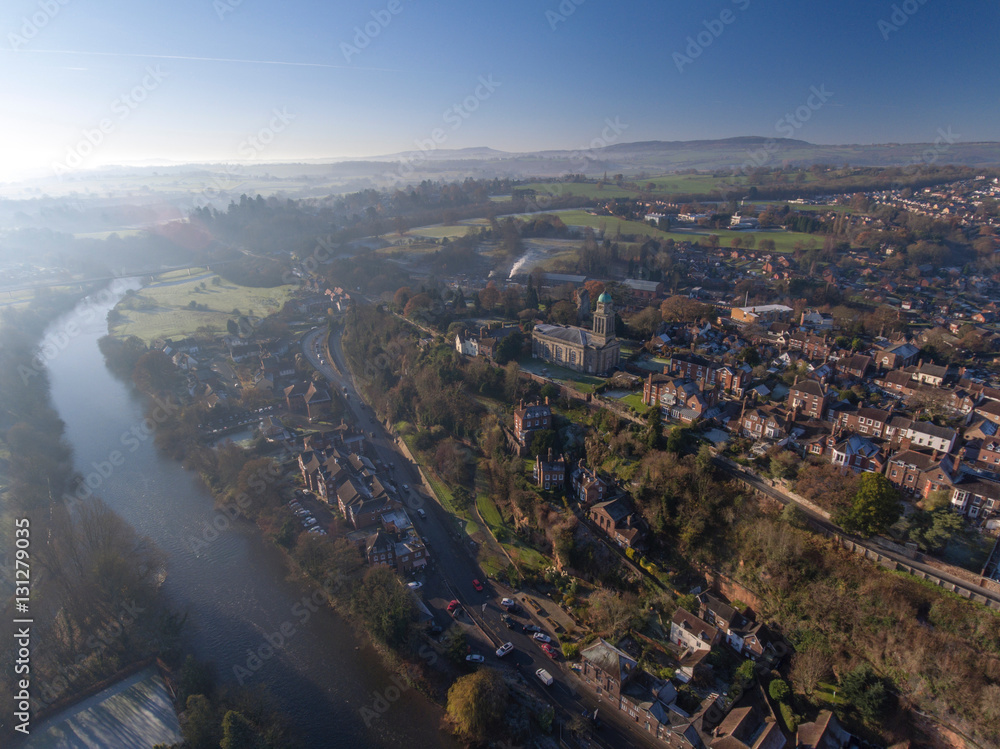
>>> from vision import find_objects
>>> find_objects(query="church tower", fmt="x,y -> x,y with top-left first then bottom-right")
592,291 -> 615,345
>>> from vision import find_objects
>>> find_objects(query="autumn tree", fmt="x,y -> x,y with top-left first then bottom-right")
446,669 -> 509,741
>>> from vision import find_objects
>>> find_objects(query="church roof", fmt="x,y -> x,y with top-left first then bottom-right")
598,291 -> 612,303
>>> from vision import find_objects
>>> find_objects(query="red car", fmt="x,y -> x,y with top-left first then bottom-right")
472,579 -> 484,592
540,643 -> 559,659
447,599 -> 460,613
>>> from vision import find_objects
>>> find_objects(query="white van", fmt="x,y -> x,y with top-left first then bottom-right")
536,669 -> 553,686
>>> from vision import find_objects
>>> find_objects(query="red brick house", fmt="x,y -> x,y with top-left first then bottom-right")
514,398 -> 552,445
787,379 -> 831,420
533,449 -> 566,491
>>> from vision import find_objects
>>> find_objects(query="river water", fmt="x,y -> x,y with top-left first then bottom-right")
43,282 -> 453,748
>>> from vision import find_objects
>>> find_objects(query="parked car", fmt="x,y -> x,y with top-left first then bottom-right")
523,624 -> 542,634
495,642 -> 513,658
532,632 -> 552,644
416,508 -> 427,519
406,581 -> 423,590
500,597 -> 516,608
540,643 -> 559,659
472,579 -> 484,592
446,600 -> 460,613
465,654 -> 485,664
535,668 -> 554,686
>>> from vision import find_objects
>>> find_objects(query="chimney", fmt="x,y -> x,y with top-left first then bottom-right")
544,396 -> 550,406
519,399 -> 524,410
547,447 -> 553,463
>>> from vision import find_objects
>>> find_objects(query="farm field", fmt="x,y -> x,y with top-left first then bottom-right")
109,268 -> 296,342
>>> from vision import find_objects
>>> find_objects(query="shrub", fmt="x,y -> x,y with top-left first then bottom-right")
769,678 -> 790,702
561,642 -> 580,659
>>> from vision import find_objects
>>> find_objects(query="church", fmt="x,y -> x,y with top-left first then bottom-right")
531,292 -> 620,375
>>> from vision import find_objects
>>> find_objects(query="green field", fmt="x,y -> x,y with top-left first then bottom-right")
661,226 -> 819,253
73,228 -> 145,240
109,269 -> 297,342
406,224 -> 476,239
518,182 -> 639,199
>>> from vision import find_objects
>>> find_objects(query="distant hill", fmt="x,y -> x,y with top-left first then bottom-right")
8,137 -> 999,203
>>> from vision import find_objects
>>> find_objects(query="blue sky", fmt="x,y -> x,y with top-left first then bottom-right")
1,0 -> 998,178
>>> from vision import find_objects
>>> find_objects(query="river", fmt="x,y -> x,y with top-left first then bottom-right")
43,282 -> 454,748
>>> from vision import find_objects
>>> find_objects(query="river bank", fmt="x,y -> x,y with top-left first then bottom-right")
45,282 -> 457,747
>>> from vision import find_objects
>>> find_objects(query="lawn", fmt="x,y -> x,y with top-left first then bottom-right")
109,270 -> 297,342
476,492 -> 504,532
619,393 -> 652,415
518,355 -> 606,393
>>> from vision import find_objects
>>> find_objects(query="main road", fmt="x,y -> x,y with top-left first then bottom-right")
301,323 -> 663,749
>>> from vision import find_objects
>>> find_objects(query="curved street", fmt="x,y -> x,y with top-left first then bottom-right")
301,323 -> 664,749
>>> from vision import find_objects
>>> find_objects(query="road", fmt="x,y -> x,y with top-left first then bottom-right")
301,325 -> 662,749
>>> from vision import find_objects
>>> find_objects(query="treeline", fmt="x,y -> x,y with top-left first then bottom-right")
0,291 -> 175,746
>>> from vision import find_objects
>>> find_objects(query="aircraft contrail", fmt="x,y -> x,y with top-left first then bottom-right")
3,48 -> 404,72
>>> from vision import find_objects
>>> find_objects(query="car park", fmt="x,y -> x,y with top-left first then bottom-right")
495,642 -> 513,658
532,632 -> 552,644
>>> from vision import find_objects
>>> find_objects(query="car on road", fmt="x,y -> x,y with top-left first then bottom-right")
531,632 -> 552,644
472,579 -> 484,592
406,581 -> 423,590
540,643 -> 559,659
446,600 -> 460,613
495,642 -> 513,658
416,508 -> 427,519
502,616 -> 522,632
523,624 -> 542,634
464,654 -> 485,665
535,668 -> 554,686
